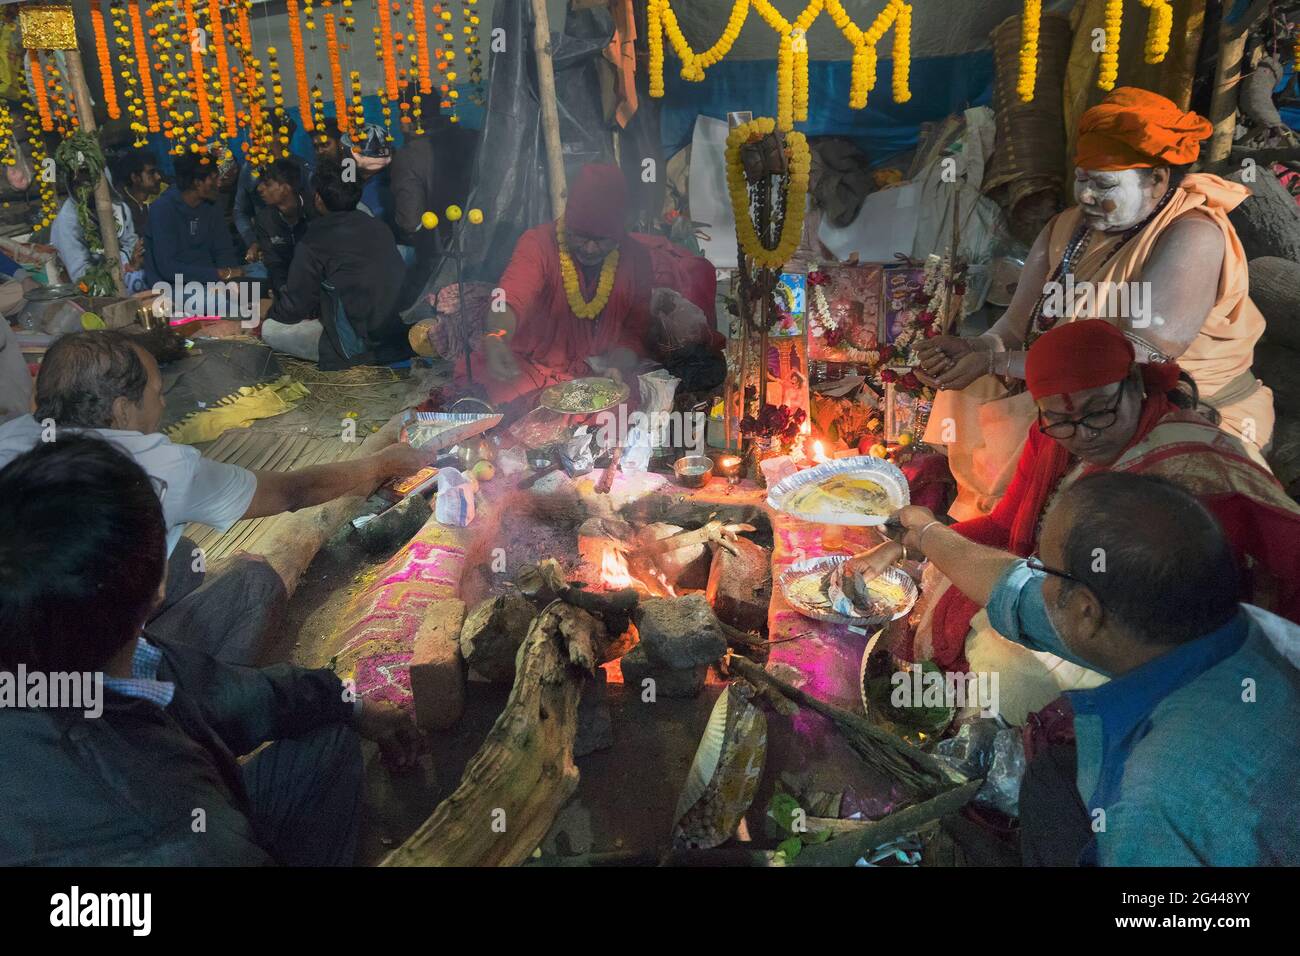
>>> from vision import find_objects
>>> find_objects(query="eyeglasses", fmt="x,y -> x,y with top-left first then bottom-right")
1026,555 -> 1085,587
1037,379 -> 1127,439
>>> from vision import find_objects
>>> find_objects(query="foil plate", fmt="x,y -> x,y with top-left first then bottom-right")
538,377 -> 630,415
766,456 -> 909,526
778,555 -> 918,627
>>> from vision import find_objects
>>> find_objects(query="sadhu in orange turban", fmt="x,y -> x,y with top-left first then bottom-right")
1075,87 -> 1214,171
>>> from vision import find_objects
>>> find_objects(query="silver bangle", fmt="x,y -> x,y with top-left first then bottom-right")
917,520 -> 944,551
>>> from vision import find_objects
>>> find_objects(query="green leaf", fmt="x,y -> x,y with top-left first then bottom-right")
777,836 -> 803,862
766,792 -> 801,835
803,828 -> 832,845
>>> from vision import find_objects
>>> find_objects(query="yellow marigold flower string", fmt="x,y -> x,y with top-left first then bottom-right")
1018,0 -> 1041,102
556,218 -> 620,320
725,117 -> 811,269
1137,0 -> 1173,64
1099,0 -> 1123,90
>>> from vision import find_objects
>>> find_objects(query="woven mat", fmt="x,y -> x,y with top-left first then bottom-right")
183,428 -> 369,562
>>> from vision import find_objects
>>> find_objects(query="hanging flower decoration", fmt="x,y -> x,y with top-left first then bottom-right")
1137,0 -> 1172,64
1098,0 -> 1123,90
130,2 -> 159,135
750,1 -> 821,130
1018,0 -> 1041,102
205,0 -> 238,138
725,117 -> 811,269
464,1 -> 484,105
556,217 -> 620,320
89,1 -> 120,120
22,99 -> 58,232
285,0 -> 314,132
656,0 -> 748,84
377,0 -> 399,101
413,0 -> 432,94
181,0 -> 214,141
28,51 -> 54,133
0,100 -> 13,167
108,1 -> 144,142
325,13 -> 348,133
44,58 -> 77,136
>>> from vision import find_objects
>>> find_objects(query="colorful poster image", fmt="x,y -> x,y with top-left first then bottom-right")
806,264 -> 883,362
882,265 -> 926,346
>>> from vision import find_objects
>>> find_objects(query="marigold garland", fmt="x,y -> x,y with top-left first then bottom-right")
557,217 -> 620,320
0,101 -> 13,167
130,2 -> 160,133
207,0 -> 238,137
1137,0 -> 1172,64
1099,0 -> 1123,90
22,100 -> 58,231
649,0 -> 912,123
325,13 -> 348,133
28,51 -> 53,133
286,0 -> 314,131
378,0 -> 399,100
1018,0 -> 1041,102
725,116 -> 811,269
90,1 -> 120,120
413,0 -> 432,94
182,0 -> 214,140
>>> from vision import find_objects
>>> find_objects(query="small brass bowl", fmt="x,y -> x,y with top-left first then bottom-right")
672,455 -> 714,488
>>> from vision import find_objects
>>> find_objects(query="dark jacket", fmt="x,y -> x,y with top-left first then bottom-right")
0,636 -> 354,866
265,209 -> 413,371
145,185 -> 241,285
253,192 -> 314,293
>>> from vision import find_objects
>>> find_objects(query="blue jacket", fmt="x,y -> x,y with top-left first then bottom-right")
989,561 -> 1300,866
145,185 -> 241,285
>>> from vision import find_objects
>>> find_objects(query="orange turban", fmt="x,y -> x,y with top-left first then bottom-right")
1075,87 -> 1213,171
1026,320 -> 1134,401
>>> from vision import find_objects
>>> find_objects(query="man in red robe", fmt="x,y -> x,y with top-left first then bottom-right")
477,164 -> 720,413
852,320 -> 1300,722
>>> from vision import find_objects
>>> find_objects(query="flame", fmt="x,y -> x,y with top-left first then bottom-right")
812,439 -> 829,463
801,419 -> 812,435
600,545 -> 634,590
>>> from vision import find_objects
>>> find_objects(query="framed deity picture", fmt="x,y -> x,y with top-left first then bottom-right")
807,264 -> 883,362
882,264 -> 927,346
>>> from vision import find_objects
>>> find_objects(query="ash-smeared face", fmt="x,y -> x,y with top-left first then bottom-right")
1073,167 -> 1154,232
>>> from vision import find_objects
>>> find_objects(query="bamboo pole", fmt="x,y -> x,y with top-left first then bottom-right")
528,0 -> 567,219
62,48 -> 126,297
1205,0 -> 1272,165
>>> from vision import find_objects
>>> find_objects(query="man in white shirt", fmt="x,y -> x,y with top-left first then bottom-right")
0,330 -> 428,659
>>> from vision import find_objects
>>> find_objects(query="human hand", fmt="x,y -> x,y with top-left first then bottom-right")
921,351 -> 988,391
355,699 -> 422,771
843,539 -> 906,583
914,334 -> 975,376
892,505 -> 940,551
375,441 -> 430,481
483,333 -> 519,382
245,242 -> 261,263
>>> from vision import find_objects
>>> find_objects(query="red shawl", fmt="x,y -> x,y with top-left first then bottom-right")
929,364 -> 1300,666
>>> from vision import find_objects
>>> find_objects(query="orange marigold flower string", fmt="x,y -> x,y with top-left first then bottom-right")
377,0 -> 399,105
90,0 -> 120,120
325,12 -> 348,133
286,0 -> 314,131
28,51 -> 54,133
207,0 -> 238,137
130,0 -> 160,132
413,0 -> 432,94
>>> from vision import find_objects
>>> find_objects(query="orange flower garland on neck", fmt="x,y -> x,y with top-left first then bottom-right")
28,51 -> 54,133
89,1 -> 120,120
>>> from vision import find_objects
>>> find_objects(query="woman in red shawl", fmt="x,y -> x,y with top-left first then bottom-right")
474,163 -> 719,413
854,320 -> 1300,723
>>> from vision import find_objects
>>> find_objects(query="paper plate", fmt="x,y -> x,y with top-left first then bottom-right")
778,555 -> 917,627
538,377 -> 630,415
766,456 -> 909,526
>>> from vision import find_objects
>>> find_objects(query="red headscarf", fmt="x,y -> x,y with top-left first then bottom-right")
1026,319 -> 1135,407
564,163 -> 628,238
1075,87 -> 1213,171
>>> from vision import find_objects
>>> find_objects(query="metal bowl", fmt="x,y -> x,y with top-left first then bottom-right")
672,455 -> 714,488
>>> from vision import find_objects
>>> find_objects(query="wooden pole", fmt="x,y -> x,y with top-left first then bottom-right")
1205,0 -> 1271,165
528,0 -> 567,219
62,48 -> 126,297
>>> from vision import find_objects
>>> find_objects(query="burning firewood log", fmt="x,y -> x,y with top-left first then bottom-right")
383,566 -> 630,867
